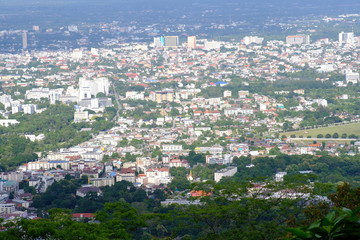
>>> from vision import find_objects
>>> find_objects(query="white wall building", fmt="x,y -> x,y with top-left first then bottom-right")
214,166 -> 237,182
162,145 -> 183,152
0,119 -> 19,127
243,36 -> 264,45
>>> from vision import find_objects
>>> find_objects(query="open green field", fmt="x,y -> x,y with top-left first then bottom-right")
283,122 -> 360,138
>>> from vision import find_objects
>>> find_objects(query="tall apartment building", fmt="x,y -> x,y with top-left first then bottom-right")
22,31 -> 28,49
339,32 -> 355,46
154,36 -> 165,48
164,36 -> 179,48
187,36 -> 196,48
78,77 -> 110,100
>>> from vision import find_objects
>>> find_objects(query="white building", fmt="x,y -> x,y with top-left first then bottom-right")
345,70 -> 359,84
25,88 -> 50,100
0,203 -> 15,214
162,145 -> 183,152
187,36 -> 196,49
214,166 -> 237,182
339,32 -> 355,46
125,91 -> 145,100
79,77 -> 110,100
0,119 -> 19,127
23,104 -> 37,114
243,36 -> 264,45
238,90 -> 249,99
275,172 -> 287,182
204,40 -> 221,51
74,111 -> 89,122
286,35 -> 310,45
223,90 -> 232,98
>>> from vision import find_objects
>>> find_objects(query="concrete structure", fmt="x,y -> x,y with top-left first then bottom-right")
238,90 -> 249,99
149,90 -> 174,103
76,185 -> 102,197
214,166 -> 237,182
164,36 -> 179,48
153,36 -> 165,48
0,119 -> 19,127
89,178 -> 115,187
223,90 -> 232,98
187,36 -> 196,48
286,35 -> 310,45
74,111 -> 89,122
0,203 -> 15,214
116,168 -> 136,183
23,104 -> 37,114
345,70 -> 359,84
79,77 -> 109,100
339,32 -> 355,46
125,91 -> 145,100
162,145 -> 183,152
22,32 -> 27,49
25,88 -> 50,100
243,36 -> 264,45
204,40 -> 221,50
275,172 -> 287,182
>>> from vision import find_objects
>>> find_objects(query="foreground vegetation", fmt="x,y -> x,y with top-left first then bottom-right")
1,180 -> 359,240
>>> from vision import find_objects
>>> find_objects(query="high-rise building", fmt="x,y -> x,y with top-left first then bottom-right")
22,32 -> 28,49
164,36 -> 179,48
339,32 -> 355,46
187,36 -> 196,48
286,35 -> 310,45
153,36 -> 165,48
78,77 -> 110,101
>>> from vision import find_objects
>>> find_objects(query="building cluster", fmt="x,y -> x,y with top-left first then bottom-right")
0,30 -> 359,219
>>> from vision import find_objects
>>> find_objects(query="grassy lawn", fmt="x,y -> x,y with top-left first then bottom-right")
282,122 -> 360,138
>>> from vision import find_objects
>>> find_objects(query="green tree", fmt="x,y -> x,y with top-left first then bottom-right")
288,208 -> 360,240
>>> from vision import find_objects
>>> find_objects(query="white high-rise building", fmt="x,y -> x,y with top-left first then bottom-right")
187,36 -> 196,48
22,32 -> 28,49
153,37 -> 164,48
23,104 -> 37,114
78,77 -> 110,100
339,32 -> 355,46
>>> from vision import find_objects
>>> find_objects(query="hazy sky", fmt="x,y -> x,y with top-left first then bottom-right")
0,0 -> 359,29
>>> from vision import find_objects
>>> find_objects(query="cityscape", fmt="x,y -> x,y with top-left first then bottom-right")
0,0 -> 359,239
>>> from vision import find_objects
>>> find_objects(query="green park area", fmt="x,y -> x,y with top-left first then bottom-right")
283,122 -> 360,139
